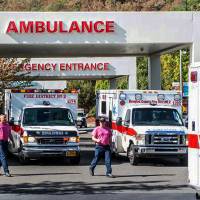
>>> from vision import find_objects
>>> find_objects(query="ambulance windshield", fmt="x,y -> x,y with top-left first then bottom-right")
132,108 -> 183,126
23,108 -> 75,126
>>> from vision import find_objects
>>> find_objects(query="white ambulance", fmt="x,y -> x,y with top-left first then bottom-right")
188,65 -> 200,198
4,89 -> 80,164
96,90 -> 187,165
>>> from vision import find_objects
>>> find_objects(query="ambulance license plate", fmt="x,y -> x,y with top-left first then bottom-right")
66,151 -> 77,157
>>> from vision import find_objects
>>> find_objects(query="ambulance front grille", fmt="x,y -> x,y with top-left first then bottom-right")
145,134 -> 184,145
152,134 -> 179,145
37,138 -> 65,145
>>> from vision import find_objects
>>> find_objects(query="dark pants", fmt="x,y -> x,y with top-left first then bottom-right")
90,145 -> 112,175
0,141 -> 9,174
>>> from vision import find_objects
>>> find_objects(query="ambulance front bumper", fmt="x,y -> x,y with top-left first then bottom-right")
22,145 -> 80,158
135,145 -> 187,156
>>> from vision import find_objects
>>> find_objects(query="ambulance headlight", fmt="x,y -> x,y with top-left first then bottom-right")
136,134 -> 146,145
28,137 -> 36,143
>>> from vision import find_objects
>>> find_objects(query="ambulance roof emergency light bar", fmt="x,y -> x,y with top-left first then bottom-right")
10,89 -> 79,93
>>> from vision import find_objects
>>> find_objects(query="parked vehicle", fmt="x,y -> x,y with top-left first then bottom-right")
188,65 -> 200,198
5,89 -> 80,165
96,90 -> 188,165
77,108 -> 87,128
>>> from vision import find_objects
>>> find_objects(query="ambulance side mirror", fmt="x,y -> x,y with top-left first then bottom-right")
9,117 -> 14,126
16,119 -> 21,126
184,120 -> 188,128
116,117 -> 122,126
124,120 -> 130,127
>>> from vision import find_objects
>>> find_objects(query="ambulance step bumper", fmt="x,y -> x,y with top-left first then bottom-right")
21,146 -> 80,158
136,146 -> 187,155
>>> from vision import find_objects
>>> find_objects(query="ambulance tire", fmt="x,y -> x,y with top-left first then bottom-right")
70,155 -> 80,165
18,152 -> 30,165
128,143 -> 139,165
196,191 -> 200,199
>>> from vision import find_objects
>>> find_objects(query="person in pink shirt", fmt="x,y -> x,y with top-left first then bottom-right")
0,114 -> 12,177
89,116 -> 114,178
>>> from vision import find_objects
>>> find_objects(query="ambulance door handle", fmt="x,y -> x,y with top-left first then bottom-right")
192,121 -> 195,131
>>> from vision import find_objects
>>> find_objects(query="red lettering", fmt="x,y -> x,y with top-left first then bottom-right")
47,21 -> 58,33
97,63 -> 103,70
106,21 -> 114,32
94,21 -> 105,33
45,63 -> 51,70
60,63 -> 65,70
6,20 -> 114,34
84,63 -> 90,70
66,63 -> 72,71
59,21 -> 68,33
6,21 -> 18,33
69,21 -> 81,33
104,63 -> 109,70
32,64 -> 37,71
90,63 -> 97,71
35,21 -> 45,33
51,63 -> 57,71
38,63 -> 45,71
20,21 -> 34,33
68,99 -> 76,104
23,64 -> 31,71
78,63 -> 84,71
81,21 -> 93,33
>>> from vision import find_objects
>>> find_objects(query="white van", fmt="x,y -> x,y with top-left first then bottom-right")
5,89 -> 80,164
96,90 -> 187,165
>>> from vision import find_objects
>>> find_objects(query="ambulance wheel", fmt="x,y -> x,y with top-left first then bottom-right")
18,152 -> 30,165
128,144 -> 139,165
70,155 -> 80,165
196,191 -> 200,199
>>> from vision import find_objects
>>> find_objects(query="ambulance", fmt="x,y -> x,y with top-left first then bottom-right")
4,89 -> 80,164
188,64 -> 200,198
96,90 -> 187,165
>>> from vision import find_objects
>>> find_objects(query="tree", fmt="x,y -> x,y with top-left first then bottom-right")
116,76 -> 128,89
0,58 -> 33,110
137,57 -> 148,90
95,80 -> 110,91
173,0 -> 200,11
161,49 -> 189,90
67,80 -> 96,113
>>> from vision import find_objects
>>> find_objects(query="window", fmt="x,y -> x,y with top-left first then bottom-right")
22,108 -> 75,126
101,101 -> 106,114
132,108 -> 183,126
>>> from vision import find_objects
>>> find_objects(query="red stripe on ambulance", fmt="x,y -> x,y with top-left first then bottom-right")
188,134 -> 200,149
111,122 -> 137,136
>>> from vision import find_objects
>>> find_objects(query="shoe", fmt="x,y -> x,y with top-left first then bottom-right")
89,167 -> 94,176
106,173 -> 115,178
4,172 -> 12,177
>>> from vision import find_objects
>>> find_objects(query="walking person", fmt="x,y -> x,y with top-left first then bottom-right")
89,116 -> 114,178
0,114 -> 12,177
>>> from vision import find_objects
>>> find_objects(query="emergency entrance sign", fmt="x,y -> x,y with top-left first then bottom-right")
17,57 -> 136,79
